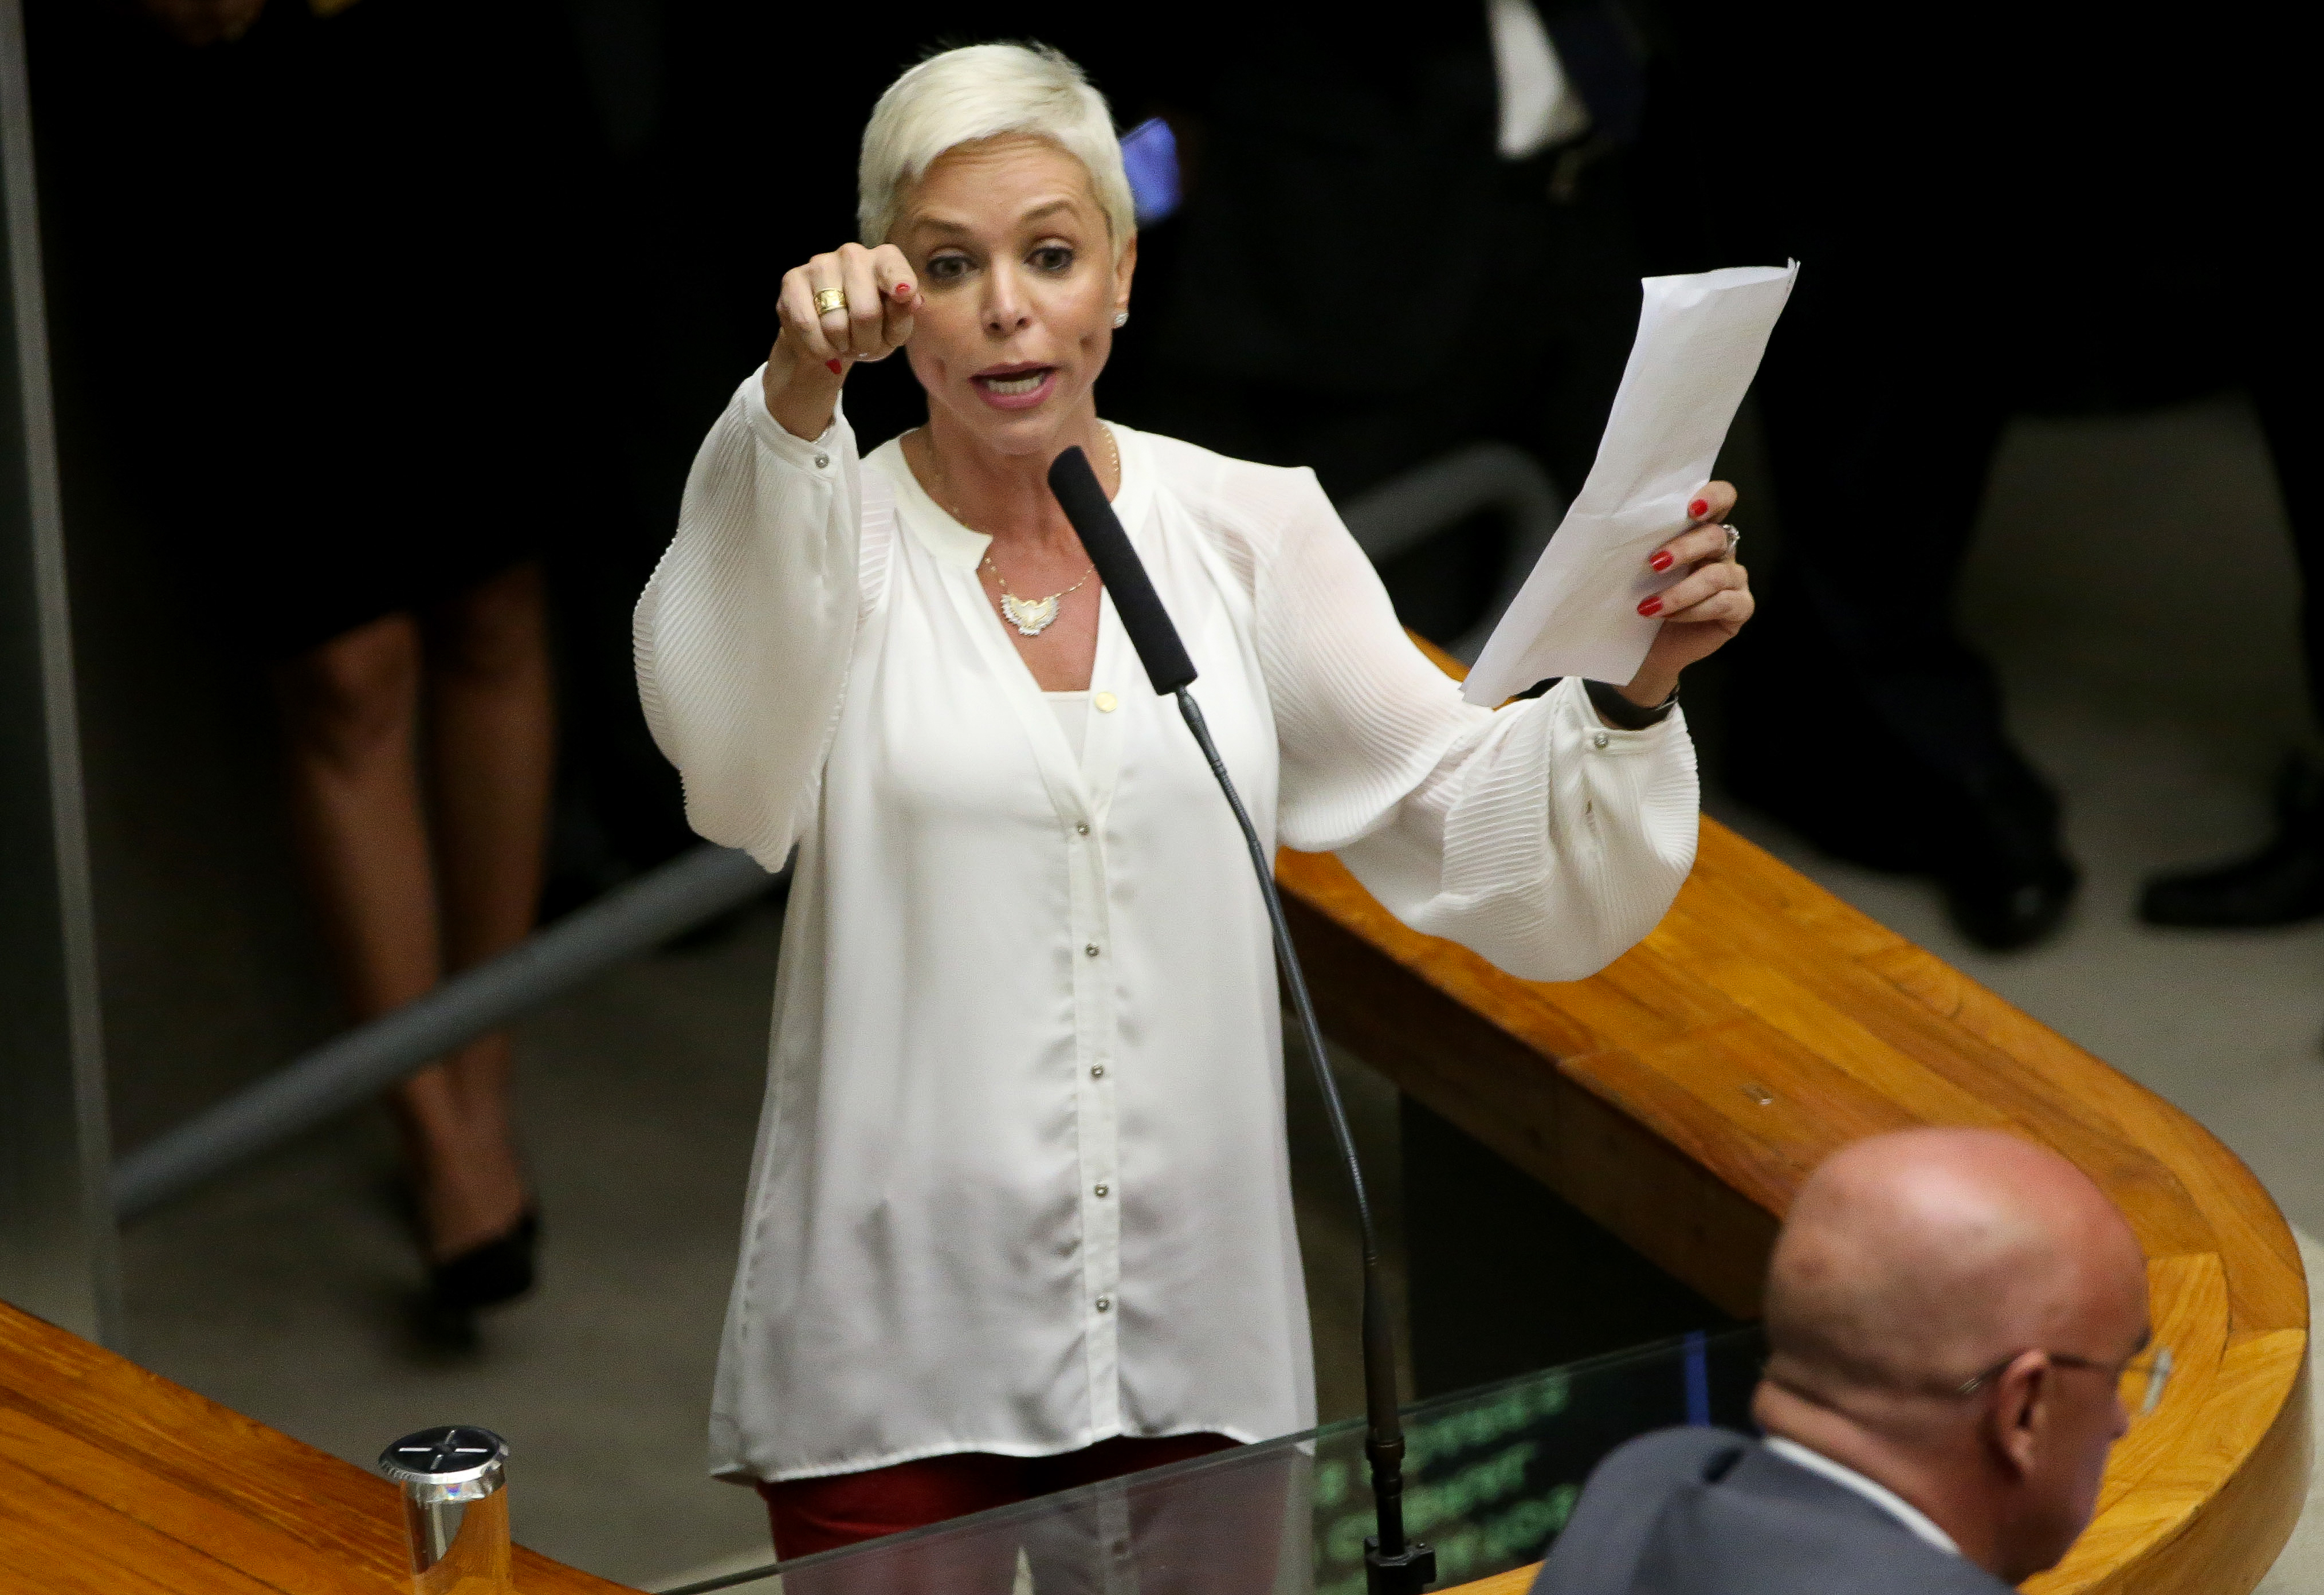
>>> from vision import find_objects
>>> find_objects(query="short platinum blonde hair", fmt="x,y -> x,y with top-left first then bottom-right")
857,43 -> 1134,257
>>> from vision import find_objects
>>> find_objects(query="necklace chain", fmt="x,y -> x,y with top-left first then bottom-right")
933,425 -> 1120,638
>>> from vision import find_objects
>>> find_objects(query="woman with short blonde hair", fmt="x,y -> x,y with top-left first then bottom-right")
638,38 -> 1750,1561
855,44 -> 1137,254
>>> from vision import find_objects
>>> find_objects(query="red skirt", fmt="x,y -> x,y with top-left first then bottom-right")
756,1432 -> 1241,1559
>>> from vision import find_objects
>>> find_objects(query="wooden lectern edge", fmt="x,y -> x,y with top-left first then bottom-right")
1295,634 -> 2311,1595
1286,827 -> 2309,1594
0,629 -> 2303,1594
0,1296 -> 634,1594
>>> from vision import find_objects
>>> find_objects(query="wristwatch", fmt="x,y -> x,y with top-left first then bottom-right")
1582,678 -> 1679,730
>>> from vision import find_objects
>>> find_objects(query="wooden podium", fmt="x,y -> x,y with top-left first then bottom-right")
1278,815 -> 2310,1594
0,813 -> 2307,1592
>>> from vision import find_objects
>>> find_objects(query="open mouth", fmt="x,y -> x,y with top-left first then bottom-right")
973,364 -> 1057,402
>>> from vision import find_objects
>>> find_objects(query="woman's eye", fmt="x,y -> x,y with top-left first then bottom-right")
1030,246 -> 1074,273
927,254 -> 970,281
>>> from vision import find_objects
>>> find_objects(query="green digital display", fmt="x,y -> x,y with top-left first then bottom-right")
1312,1374 -> 1580,1595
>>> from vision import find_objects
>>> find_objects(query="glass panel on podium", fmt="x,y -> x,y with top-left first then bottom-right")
668,1327 -> 1765,1595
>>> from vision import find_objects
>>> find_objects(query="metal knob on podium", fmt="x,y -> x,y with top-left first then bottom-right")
379,1426 -> 512,1593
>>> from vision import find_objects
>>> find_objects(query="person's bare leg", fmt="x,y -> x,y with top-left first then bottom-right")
274,616 -> 481,1252
417,560 -> 554,1256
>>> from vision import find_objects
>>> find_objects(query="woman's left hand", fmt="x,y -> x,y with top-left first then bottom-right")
1616,480 -> 1752,709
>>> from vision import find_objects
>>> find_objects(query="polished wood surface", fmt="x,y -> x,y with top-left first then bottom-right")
0,1299 -> 629,1594
2,659 -> 2306,1593
1450,1570 -> 1539,1595
1289,651 -> 2310,1595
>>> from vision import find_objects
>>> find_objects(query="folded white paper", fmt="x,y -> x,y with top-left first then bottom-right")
1463,262 -> 1799,705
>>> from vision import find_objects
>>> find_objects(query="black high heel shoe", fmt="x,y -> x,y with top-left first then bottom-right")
414,1208 -> 540,1350
430,1207 -> 541,1311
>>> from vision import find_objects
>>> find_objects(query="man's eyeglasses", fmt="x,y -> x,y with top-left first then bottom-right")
1953,1344 -> 2173,1418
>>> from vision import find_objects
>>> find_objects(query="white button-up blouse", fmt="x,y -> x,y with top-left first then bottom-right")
634,371 -> 1701,1484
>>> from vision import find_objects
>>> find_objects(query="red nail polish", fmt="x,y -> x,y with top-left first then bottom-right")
826,359 -> 843,374
895,282 -> 914,300
1649,550 -> 1674,572
1689,498 -> 1709,518
1638,596 -> 1664,617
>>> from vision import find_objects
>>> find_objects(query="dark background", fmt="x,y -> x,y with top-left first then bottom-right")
17,2 -> 2319,1581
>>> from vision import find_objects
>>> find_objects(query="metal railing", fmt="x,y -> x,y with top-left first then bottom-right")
1338,441 -> 1565,661
111,846 -> 777,1219
109,443 -> 1564,1221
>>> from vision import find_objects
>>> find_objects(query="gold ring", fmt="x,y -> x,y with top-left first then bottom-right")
814,288 -> 847,316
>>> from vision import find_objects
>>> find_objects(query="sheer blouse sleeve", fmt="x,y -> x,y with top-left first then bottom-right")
1256,469 -> 1699,982
633,368 -> 872,870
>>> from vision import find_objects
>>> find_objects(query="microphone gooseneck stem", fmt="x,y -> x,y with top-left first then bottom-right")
1173,689 -> 1435,1595
1043,445 -> 1431,1592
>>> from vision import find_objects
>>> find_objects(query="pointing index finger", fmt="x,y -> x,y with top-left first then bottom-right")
871,247 -> 920,311
868,252 -> 918,352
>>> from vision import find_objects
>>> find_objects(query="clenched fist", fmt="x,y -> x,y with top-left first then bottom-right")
764,242 -> 924,441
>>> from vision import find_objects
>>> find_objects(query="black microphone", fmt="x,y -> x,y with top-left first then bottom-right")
1047,445 -> 1435,1595
1046,446 -> 1197,695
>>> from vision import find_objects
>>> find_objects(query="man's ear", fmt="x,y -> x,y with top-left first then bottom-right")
1987,1351 -> 2054,1479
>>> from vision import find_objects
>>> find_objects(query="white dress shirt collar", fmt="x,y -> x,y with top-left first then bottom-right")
888,422 -> 1151,571
1762,1436 -> 1962,1557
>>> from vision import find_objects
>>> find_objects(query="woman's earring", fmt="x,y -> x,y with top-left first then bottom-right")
1112,310 -> 1129,328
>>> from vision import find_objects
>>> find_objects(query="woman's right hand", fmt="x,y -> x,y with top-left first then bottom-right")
764,243 -> 922,441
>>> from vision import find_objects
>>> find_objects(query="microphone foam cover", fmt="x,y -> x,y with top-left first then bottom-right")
1047,445 -> 1198,694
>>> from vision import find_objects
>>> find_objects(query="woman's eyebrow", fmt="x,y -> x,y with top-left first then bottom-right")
911,197 -> 1084,238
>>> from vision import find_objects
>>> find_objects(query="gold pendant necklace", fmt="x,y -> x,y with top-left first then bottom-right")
935,425 -> 1121,638
988,561 -> 1096,636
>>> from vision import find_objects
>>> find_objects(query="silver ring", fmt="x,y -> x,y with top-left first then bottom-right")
1722,524 -> 1741,560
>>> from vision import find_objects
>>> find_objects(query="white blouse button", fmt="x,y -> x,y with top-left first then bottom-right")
1094,1183 -> 1109,1197
1090,1064 -> 1105,1078
1085,943 -> 1100,957
1095,1297 -> 1112,1312
814,454 -> 830,469
1093,692 -> 1118,713
1075,822 -> 1090,836
1592,731 -> 1611,750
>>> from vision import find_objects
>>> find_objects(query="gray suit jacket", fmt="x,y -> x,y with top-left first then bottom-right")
1531,1428 -> 2016,1594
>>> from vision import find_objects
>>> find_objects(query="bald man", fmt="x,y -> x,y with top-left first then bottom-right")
1532,1128 -> 2156,1593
